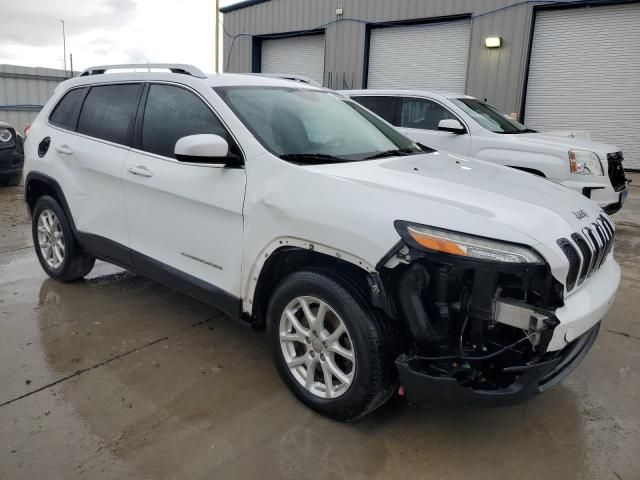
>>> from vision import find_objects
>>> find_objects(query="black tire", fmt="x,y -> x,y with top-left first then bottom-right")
32,195 -> 96,282
267,270 -> 397,421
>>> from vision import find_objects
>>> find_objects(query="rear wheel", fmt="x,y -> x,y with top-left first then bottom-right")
32,196 -> 95,282
267,270 -> 396,421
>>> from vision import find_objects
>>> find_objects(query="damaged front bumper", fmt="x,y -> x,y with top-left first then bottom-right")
377,237 -> 619,406
397,323 -> 599,406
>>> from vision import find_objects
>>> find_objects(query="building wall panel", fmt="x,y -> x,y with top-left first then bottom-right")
222,0 -> 536,113
0,65 -> 69,131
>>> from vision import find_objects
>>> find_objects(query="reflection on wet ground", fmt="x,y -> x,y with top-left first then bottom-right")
1,183 -> 639,479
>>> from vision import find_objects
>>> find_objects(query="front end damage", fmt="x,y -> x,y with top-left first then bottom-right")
377,239 -> 600,406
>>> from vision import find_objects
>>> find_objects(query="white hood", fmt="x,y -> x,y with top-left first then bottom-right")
306,151 -> 604,251
512,132 -> 619,155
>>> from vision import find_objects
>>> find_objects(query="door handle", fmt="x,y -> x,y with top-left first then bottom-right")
54,144 -> 73,155
127,165 -> 153,178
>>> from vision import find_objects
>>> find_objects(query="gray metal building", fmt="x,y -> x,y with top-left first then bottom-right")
221,0 -> 640,169
0,65 -> 70,132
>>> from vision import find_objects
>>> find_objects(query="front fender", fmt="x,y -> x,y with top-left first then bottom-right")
475,147 -> 569,180
241,236 -> 377,314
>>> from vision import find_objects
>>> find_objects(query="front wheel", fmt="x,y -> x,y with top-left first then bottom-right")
267,270 -> 397,421
32,196 -> 96,282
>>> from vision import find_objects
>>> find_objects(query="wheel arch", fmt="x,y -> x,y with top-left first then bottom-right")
25,172 -> 75,227
245,238 -> 394,328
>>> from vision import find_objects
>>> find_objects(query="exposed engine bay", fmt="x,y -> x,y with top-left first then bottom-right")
378,241 -> 594,403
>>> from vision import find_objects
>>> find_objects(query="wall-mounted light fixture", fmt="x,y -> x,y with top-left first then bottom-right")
485,36 -> 502,48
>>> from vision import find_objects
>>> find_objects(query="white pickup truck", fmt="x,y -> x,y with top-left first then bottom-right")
343,90 -> 629,214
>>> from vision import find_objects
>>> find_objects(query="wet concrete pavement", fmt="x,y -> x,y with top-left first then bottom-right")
1,178 -> 639,480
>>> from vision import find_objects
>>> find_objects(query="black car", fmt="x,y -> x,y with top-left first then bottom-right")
0,120 -> 24,186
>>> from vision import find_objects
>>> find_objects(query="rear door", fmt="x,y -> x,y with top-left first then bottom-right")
48,83 -> 142,247
122,82 -> 246,303
396,97 -> 471,155
349,96 -> 397,124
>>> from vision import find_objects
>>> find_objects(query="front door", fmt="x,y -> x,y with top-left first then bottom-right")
397,97 -> 471,156
122,83 -> 246,301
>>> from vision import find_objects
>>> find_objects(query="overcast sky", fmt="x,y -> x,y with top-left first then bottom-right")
0,0 -> 242,73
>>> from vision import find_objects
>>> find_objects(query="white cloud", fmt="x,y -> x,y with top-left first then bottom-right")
0,0 -> 243,73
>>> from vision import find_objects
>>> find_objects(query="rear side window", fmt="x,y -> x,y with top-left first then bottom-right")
49,87 -> 87,131
399,97 -> 458,131
351,96 -> 397,124
141,84 -> 229,159
77,84 -> 142,145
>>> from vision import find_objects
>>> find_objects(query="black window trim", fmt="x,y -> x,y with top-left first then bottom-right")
131,80 -> 245,167
46,81 -> 145,150
45,80 -> 246,164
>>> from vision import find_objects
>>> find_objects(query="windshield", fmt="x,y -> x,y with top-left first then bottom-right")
214,86 -> 425,163
451,98 -> 534,134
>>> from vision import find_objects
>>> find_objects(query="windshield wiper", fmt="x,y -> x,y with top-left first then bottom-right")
500,128 -> 537,135
279,153 -> 352,164
363,149 -> 414,160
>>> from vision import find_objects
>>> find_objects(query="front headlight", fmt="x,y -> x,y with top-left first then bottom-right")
395,222 -> 544,264
0,128 -> 13,143
569,149 -> 603,175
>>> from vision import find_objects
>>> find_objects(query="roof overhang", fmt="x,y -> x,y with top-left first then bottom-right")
219,0 -> 272,14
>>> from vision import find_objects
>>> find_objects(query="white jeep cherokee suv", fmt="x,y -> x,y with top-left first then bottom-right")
343,90 -> 629,214
24,64 -> 620,420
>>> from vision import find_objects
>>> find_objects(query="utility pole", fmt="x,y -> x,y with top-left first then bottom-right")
215,0 -> 220,73
60,20 -> 67,76
70,53 -> 74,77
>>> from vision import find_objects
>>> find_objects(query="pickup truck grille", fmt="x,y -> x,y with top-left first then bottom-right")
557,214 -> 615,292
607,152 -> 627,192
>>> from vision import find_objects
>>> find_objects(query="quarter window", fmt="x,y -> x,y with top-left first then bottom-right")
141,84 -> 229,159
400,98 -> 458,131
77,84 -> 142,145
49,87 -> 88,131
351,96 -> 397,124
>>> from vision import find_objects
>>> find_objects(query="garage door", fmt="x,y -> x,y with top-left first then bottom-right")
525,4 -> 640,170
261,34 -> 325,86
367,19 -> 471,93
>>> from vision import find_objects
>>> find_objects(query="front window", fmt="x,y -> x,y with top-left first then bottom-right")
451,98 -> 534,134
215,86 -> 425,163
399,97 -> 459,131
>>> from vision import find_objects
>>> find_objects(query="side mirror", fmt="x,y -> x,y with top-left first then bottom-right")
438,119 -> 465,134
175,134 -> 240,165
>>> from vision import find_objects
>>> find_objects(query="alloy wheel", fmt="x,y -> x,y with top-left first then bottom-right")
37,209 -> 65,269
279,296 -> 356,399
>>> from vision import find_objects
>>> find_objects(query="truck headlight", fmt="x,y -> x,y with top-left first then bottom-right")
395,222 -> 544,264
0,128 -> 12,143
569,150 -> 603,175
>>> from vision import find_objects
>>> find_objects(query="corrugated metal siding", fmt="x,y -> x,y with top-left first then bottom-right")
524,4 -> 640,169
0,65 -> 69,131
222,0 -> 536,114
222,0 -> 640,123
261,34 -> 326,84
367,19 -> 471,93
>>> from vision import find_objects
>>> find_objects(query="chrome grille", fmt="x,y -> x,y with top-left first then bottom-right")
558,214 -> 615,292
